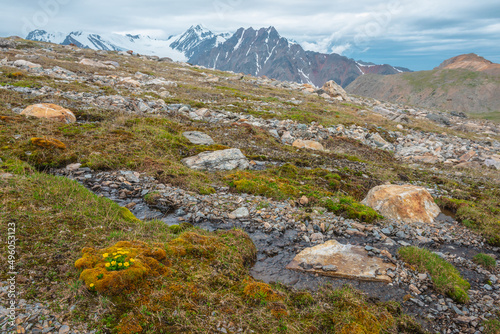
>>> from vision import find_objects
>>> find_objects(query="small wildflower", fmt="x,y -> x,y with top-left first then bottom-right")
89,283 -> 94,288
124,262 -> 130,267
111,261 -> 116,266
112,252 -> 117,255
118,263 -> 123,267
105,263 -> 110,268
130,258 -> 135,262
102,253 -> 109,258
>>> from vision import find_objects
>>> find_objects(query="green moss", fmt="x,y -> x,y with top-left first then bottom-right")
323,197 -> 382,223
398,246 -> 470,303
0,157 -> 34,175
119,207 -> 141,223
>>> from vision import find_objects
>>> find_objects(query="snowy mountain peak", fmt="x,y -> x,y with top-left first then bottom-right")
26,29 -> 187,61
169,25 -> 230,59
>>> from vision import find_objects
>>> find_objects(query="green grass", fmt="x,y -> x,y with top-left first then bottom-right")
398,246 -> 470,303
473,253 -> 497,269
436,196 -> 500,246
226,164 -> 381,223
402,69 -> 500,92
484,317 -> 500,334
468,111 -> 500,123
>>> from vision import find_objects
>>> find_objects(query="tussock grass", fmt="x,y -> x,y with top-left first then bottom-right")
473,253 -> 497,269
398,246 -> 470,303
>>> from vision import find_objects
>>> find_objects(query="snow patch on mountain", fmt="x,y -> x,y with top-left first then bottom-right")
26,29 -> 187,61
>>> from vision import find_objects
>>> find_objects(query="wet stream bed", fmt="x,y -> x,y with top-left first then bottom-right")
51,167 -> 500,333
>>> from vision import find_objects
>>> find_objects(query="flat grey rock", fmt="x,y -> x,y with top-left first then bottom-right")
181,148 -> 249,171
183,131 -> 215,145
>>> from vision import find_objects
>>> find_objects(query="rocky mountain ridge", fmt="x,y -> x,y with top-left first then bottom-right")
26,25 -> 410,88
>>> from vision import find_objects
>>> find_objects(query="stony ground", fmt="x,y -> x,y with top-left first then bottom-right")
0,37 -> 499,333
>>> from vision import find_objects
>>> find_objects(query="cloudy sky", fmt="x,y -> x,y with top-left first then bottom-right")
1,0 -> 499,70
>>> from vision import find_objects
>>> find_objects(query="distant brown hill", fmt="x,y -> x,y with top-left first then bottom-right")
436,53 -> 500,75
346,54 -> 500,114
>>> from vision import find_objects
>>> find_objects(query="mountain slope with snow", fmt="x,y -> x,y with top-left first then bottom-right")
190,27 -> 410,87
26,26 -> 410,87
26,29 -> 188,61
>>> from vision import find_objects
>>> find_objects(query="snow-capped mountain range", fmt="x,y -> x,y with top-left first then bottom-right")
26,25 -> 411,87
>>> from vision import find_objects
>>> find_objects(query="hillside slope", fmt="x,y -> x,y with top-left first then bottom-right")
346,54 -> 500,114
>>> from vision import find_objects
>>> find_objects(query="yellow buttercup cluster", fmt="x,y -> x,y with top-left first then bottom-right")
102,248 -> 136,272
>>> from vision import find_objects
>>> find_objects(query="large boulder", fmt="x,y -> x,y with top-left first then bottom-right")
182,131 -> 215,145
181,148 -> 249,171
361,184 -> 441,223
21,103 -> 76,123
0,37 -> 15,48
286,240 -> 395,283
320,80 -> 349,101
79,58 -> 115,69
13,59 -> 42,70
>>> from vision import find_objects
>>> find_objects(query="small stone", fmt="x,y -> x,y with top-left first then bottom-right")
409,284 -> 421,295
65,163 -> 82,171
59,325 -> 70,334
323,265 -> 338,272
298,195 -> 309,206
124,202 -> 137,209
230,207 -> 249,219
310,232 -> 324,242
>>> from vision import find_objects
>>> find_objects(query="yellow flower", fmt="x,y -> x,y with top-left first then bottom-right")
118,263 -> 123,267
105,263 -> 110,268
130,258 -> 135,263
111,261 -> 116,266
112,252 -> 117,255
124,262 -> 130,267
123,251 -> 129,254
114,255 -> 120,258
102,253 -> 109,258
89,283 -> 94,288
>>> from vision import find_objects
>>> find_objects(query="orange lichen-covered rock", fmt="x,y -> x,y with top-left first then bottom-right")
30,137 -> 66,149
75,241 -> 170,295
361,184 -> 441,224
21,103 -> 76,123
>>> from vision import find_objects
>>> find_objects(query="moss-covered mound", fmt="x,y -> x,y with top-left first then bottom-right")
75,241 -> 170,294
